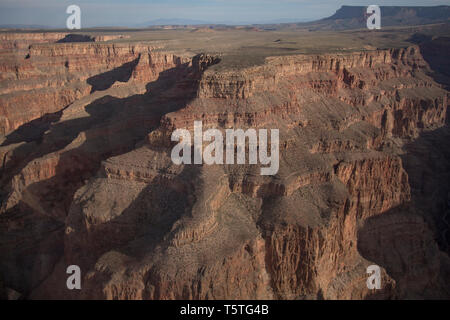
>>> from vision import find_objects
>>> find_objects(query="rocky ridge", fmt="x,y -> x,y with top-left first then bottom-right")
0,33 -> 449,299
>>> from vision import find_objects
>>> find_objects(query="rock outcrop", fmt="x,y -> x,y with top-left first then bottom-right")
0,32 -> 449,300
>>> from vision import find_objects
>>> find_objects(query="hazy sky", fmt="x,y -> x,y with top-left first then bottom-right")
0,0 -> 449,27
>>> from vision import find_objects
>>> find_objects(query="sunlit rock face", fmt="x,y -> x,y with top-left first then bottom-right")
0,31 -> 449,300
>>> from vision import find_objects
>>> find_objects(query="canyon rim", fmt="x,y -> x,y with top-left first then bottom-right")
0,4 -> 449,301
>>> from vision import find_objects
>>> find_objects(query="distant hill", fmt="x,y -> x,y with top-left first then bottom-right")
304,5 -> 450,30
1,6 -> 448,31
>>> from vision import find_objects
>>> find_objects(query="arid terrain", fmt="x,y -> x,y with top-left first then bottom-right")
1,6 -> 450,300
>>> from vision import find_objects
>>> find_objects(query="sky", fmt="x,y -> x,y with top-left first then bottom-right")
0,0 -> 449,27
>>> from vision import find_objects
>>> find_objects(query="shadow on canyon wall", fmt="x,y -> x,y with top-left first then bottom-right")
354,38 -> 450,299
0,59 -> 138,148
64,164 -> 203,299
358,125 -> 450,299
0,57 -> 143,148
410,35 -> 450,91
56,34 -> 95,44
87,57 -> 141,93
0,55 -> 213,297
1,111 -> 64,146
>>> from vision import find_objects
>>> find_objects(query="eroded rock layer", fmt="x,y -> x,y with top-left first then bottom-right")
0,33 -> 449,300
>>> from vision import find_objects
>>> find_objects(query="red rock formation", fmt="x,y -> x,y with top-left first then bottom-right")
0,32 -> 449,300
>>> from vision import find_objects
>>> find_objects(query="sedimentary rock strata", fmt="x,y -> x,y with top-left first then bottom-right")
0,32 -> 449,300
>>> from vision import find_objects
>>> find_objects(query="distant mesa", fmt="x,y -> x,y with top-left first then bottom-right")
1,6 -> 449,31
304,5 -> 450,30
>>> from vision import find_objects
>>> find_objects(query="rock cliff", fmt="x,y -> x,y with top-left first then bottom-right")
0,32 -> 449,299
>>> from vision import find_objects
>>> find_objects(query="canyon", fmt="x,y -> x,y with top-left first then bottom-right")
0,25 -> 449,300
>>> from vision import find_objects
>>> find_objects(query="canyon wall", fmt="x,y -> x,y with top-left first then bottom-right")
0,33 -> 449,299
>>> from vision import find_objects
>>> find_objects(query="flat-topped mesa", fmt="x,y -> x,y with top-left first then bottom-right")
198,47 -> 428,99
27,42 -> 161,58
314,5 -> 450,30
158,46 -> 447,145
0,32 -> 128,42
0,33 -> 130,50
0,33 -> 69,42
0,33 -> 68,50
